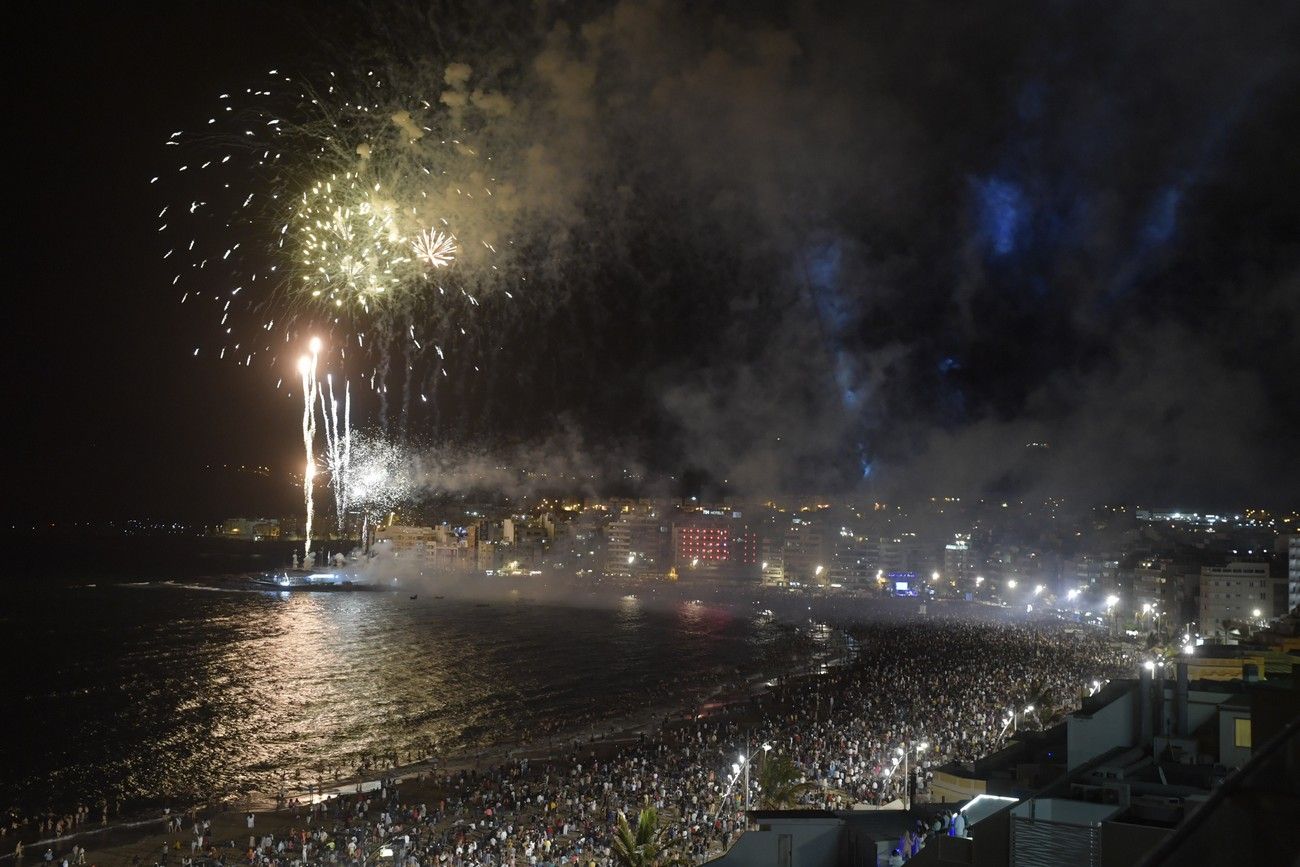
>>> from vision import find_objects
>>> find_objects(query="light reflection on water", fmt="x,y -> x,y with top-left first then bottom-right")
4,586 -> 810,810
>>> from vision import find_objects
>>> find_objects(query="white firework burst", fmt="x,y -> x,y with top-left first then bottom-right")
411,227 -> 458,269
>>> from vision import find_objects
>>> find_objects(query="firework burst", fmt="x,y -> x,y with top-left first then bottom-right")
158,65 -> 521,423
410,227 -> 458,270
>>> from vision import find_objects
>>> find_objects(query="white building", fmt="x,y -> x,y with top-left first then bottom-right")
604,513 -> 668,578
1199,561 -> 1284,632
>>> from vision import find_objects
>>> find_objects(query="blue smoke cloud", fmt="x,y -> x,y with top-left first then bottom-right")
973,177 -> 1026,256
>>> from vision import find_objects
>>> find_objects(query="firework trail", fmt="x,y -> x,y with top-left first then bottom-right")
297,337 -> 322,561
320,375 -> 352,533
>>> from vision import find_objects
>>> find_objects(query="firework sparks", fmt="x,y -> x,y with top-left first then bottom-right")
293,175 -> 412,311
159,68 -> 519,393
320,375 -> 352,532
298,337 -> 322,561
411,227 -> 457,269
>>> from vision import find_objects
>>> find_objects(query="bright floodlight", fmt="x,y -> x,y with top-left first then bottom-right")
1143,660 -> 1155,671
815,564 -> 824,576
1034,584 -> 1044,596
1024,706 -> 1034,713
932,571 -> 940,580
1007,579 -> 1018,589
1067,589 -> 1079,600
1252,608 -> 1262,618
1106,594 -> 1120,608
976,575 -> 985,584
297,355 -> 311,375
309,336 -> 322,354
918,742 -> 929,750
1183,643 -> 1195,655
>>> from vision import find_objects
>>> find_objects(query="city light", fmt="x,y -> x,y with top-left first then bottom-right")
1105,595 -> 1119,608
1007,579 -> 1018,589
1033,584 -> 1044,596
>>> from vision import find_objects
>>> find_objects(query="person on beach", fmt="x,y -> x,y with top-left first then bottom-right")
45,618 -> 1128,867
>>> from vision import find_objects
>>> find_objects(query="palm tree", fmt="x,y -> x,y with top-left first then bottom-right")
611,807 -> 685,867
755,754 -> 821,809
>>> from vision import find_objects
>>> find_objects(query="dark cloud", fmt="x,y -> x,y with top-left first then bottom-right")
433,0 -> 1300,506
11,0 -> 1299,519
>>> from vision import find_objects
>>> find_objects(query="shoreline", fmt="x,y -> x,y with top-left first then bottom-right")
1,643 -> 852,862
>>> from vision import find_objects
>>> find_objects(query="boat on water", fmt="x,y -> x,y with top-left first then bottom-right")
247,569 -> 398,592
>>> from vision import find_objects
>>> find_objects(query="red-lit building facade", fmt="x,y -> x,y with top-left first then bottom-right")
672,516 -> 760,581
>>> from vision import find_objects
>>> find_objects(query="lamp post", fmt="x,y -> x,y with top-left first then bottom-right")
742,753 -> 749,812
894,741 -> 929,810
726,742 -> 772,823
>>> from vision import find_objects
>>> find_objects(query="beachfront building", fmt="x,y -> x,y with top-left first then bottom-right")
1199,561 -> 1286,634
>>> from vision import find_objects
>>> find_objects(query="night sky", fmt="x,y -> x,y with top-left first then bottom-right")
8,0 -> 1300,522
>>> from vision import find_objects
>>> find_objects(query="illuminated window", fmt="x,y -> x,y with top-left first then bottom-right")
1234,718 -> 1252,748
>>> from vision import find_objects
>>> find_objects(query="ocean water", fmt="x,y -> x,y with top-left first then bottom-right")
2,551 -> 824,812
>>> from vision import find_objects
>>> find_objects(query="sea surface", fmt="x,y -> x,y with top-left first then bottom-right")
1,537 -> 834,812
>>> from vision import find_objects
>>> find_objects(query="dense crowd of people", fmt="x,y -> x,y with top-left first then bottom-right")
10,618 -> 1131,867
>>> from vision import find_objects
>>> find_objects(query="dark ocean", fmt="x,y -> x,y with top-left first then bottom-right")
2,535 -> 832,812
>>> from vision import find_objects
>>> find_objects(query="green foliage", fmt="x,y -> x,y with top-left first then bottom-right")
756,753 -> 820,809
611,807 -> 685,867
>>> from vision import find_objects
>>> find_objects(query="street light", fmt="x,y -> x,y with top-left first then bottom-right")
892,741 -> 930,810
723,742 -> 772,820
1033,584 -> 1044,596
1007,579 -> 1018,589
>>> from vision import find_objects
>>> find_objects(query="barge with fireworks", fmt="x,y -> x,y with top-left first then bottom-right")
247,569 -> 400,592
